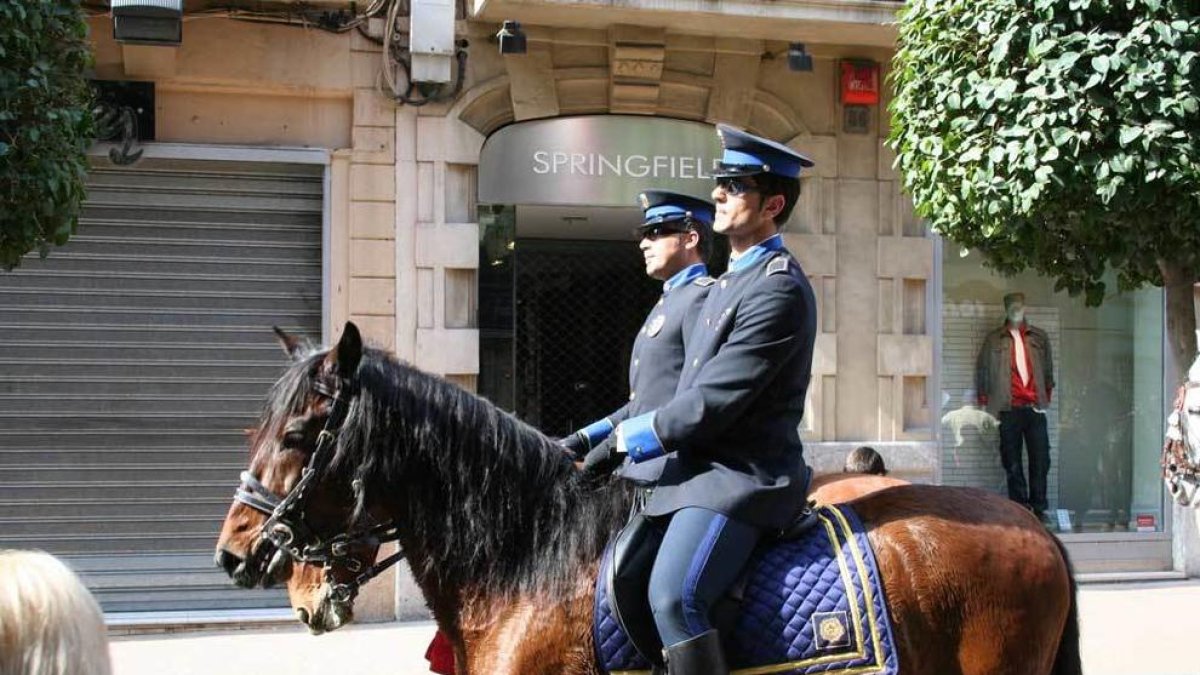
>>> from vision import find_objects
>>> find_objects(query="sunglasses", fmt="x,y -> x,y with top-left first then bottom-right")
636,224 -> 689,241
715,177 -> 760,197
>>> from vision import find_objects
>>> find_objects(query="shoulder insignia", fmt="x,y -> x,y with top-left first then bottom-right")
693,276 -> 716,287
766,257 -> 790,276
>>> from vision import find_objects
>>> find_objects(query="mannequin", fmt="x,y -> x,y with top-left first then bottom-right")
975,292 -> 1055,519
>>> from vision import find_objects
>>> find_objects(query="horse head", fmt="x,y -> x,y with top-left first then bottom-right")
1165,354 -> 1200,505
215,323 -> 385,634
216,320 -> 631,644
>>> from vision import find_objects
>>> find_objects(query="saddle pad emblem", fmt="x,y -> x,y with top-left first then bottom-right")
813,611 -> 850,650
594,504 -> 899,675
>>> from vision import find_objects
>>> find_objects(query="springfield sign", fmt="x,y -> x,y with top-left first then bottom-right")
478,116 -> 723,207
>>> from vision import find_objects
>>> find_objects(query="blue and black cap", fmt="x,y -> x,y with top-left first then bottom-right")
635,189 -> 715,236
712,123 -> 814,179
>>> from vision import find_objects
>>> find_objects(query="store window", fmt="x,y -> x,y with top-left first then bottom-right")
940,247 -> 1165,534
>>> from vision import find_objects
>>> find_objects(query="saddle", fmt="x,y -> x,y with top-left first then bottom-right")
603,502 -> 820,669
594,503 -> 898,675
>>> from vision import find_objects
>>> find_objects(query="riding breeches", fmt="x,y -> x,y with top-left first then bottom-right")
647,506 -> 761,647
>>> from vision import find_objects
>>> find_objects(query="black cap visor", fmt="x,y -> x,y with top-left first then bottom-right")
711,162 -> 769,178
634,215 -> 691,239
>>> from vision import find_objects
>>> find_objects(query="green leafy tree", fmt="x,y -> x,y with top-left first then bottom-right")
889,0 -> 1200,380
0,0 -> 94,270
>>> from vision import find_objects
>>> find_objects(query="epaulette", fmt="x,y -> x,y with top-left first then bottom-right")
693,276 -> 716,287
766,257 -> 790,276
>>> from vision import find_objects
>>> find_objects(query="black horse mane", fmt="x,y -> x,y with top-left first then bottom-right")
259,346 -> 634,598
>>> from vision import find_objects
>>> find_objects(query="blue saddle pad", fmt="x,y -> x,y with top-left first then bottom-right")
593,504 -> 898,674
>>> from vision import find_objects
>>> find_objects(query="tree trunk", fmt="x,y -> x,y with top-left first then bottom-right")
1158,258 -> 1198,386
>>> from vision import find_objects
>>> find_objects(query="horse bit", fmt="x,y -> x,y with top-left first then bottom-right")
233,377 -> 405,604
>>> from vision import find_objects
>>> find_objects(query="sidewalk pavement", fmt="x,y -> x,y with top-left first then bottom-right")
110,581 -> 1200,675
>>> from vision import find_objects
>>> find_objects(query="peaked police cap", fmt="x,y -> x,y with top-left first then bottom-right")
712,123 -> 814,179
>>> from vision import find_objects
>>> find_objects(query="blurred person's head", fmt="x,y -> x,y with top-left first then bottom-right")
0,550 -> 111,675
843,446 -> 888,476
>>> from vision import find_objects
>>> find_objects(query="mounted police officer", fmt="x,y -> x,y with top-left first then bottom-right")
424,194 -> 718,675
562,190 -> 716,480
584,124 -> 817,675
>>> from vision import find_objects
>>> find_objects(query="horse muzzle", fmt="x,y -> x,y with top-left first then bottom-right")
215,543 -> 286,589
214,547 -> 256,588
296,586 -> 353,635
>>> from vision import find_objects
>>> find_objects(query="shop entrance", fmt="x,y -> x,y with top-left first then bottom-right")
514,239 -> 660,435
474,115 -> 723,437
478,205 -> 661,437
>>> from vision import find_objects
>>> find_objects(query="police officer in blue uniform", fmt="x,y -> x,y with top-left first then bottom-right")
590,125 -> 818,674
562,191 -> 715,480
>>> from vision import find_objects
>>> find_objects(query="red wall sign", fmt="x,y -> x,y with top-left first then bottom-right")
840,61 -> 880,106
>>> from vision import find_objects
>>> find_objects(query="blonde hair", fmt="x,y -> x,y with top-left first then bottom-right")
0,550 -> 111,675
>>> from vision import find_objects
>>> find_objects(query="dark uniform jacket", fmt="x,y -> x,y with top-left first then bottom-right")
600,265 -> 713,482
975,322 -> 1055,416
625,236 -> 817,530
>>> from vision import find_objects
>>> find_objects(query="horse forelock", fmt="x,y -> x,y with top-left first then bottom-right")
249,352 -> 326,466
298,347 -> 634,598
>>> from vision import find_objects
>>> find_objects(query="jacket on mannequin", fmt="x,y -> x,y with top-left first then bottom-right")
975,320 -> 1054,417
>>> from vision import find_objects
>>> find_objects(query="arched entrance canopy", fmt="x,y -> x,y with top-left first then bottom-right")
478,115 -> 723,208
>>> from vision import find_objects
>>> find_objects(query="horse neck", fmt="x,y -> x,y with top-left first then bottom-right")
347,357 -> 630,606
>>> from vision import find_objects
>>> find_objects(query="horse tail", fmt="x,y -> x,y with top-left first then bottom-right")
1049,536 -> 1082,675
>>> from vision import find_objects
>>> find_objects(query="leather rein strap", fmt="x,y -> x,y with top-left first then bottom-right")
233,377 -> 404,602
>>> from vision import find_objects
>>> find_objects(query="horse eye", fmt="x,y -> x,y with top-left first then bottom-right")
281,429 -> 307,450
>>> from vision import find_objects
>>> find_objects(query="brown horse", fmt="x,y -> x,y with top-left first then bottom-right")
215,324 -> 1080,675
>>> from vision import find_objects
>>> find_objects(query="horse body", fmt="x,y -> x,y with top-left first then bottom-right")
215,326 -> 1079,675
857,486 -> 1072,675
447,488 -> 1072,675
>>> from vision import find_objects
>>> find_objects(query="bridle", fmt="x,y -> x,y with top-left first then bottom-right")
1163,380 -> 1200,506
233,376 -> 405,604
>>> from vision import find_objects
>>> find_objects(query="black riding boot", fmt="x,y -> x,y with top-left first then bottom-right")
663,629 -> 729,675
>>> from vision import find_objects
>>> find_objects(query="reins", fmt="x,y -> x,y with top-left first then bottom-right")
233,376 -> 405,603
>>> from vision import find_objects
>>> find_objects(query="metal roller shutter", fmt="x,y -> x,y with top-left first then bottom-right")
0,156 -> 324,612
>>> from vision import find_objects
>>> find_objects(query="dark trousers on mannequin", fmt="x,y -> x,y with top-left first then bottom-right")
998,406 -> 1050,515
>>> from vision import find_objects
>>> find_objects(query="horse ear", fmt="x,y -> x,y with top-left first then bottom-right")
330,321 -> 363,378
274,326 -> 307,361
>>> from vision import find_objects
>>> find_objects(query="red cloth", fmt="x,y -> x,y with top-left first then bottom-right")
425,630 -> 455,675
1009,324 -> 1039,407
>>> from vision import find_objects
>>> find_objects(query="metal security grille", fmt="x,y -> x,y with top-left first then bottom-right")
514,239 -> 661,437
0,156 -> 323,612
